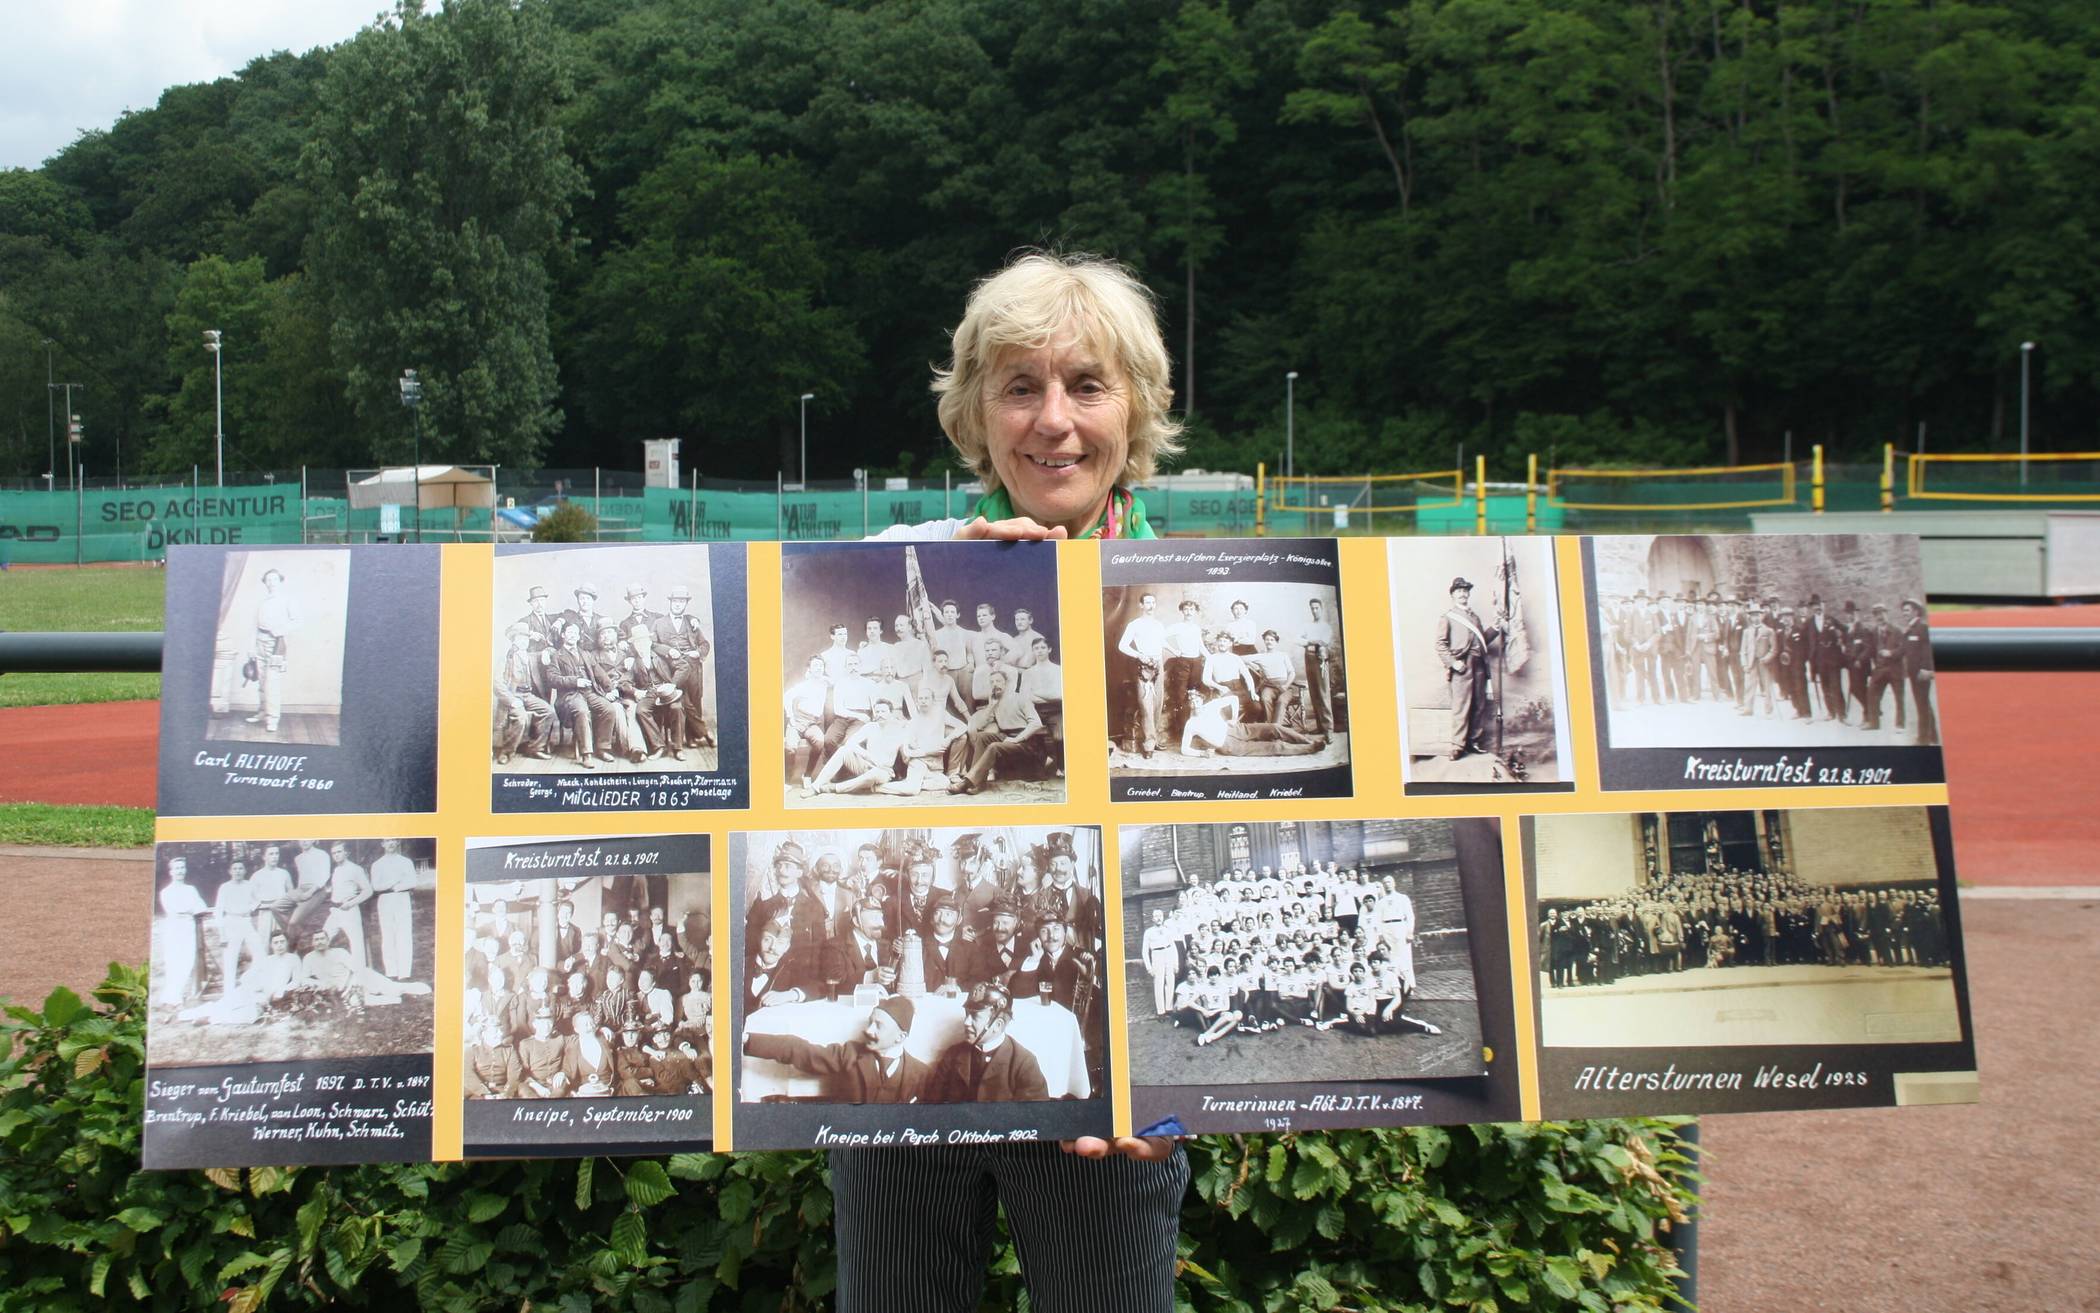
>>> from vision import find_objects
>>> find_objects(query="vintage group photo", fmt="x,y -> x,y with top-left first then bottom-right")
779,542 -> 1065,807
1099,539 -> 1353,800
461,855 -> 713,1105
1388,536 -> 1573,789
489,544 -> 721,775
732,826 -> 1107,1108
1119,820 -> 1488,1089
148,838 -> 436,1069
1586,534 -> 1942,751
1531,807 -> 1964,1048
206,548 -> 351,747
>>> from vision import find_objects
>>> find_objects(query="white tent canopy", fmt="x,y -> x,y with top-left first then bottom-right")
347,465 -> 497,511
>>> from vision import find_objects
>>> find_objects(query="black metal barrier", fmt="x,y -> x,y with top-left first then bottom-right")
4,627 -> 2096,676
2,625 -> 2095,1306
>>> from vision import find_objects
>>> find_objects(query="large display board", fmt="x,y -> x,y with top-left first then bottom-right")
142,535 -> 1978,1167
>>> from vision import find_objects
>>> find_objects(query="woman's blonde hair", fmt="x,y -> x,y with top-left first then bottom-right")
932,251 -> 1183,490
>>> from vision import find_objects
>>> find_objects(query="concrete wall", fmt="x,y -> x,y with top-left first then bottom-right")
1787,807 -> 1938,888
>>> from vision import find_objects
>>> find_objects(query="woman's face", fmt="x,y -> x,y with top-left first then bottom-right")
984,335 -> 1130,536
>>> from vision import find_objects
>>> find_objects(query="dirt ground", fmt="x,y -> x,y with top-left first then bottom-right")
1698,891 -> 2100,1313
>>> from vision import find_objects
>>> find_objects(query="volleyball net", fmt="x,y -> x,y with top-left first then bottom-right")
1545,461 -> 1798,512
1902,451 -> 2100,503
1266,469 -> 1466,518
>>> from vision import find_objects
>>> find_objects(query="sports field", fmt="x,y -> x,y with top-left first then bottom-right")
0,563 -> 166,707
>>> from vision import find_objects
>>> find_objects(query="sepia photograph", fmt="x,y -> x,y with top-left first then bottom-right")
780,541 -> 1064,808
1119,820 -> 1487,1089
206,548 -> 351,747
1388,536 -> 1573,790
461,837 -> 713,1120
1102,539 -> 1352,802
1531,807 -> 1964,1048
732,826 -> 1107,1111
147,838 -> 436,1069
491,544 -> 721,774
159,544 -> 441,818
1586,534 -> 1941,751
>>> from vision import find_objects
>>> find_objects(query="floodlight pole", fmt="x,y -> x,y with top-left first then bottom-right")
2019,341 -> 2035,487
799,392 -> 816,486
42,339 -> 54,489
399,370 -> 424,542
1284,370 -> 1298,484
203,330 -> 224,486
55,382 -> 83,493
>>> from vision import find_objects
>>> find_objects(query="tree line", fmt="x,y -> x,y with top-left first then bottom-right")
1,0 -> 2094,486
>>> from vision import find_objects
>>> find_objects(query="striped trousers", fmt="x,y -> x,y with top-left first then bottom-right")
828,1143 -> 1190,1313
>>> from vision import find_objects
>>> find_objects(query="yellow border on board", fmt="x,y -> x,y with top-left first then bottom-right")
428,544 -> 495,1159
1498,805 -> 1543,1121
145,532 -> 1971,1167
1552,536 -> 1604,791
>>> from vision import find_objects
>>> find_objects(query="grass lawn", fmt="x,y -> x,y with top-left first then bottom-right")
0,566 -> 165,707
0,802 -> 154,848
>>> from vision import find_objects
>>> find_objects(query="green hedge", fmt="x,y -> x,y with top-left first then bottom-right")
1,968 -> 1694,1311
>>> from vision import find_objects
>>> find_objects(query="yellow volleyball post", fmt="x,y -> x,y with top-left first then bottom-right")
1475,454 -> 1488,534
1255,462 -> 1266,537
1526,452 -> 1538,534
1812,444 -> 1825,514
1881,443 -> 1894,513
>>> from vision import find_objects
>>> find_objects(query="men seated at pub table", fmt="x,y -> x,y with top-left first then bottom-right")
461,896 -> 713,1099
740,835 -> 1103,1102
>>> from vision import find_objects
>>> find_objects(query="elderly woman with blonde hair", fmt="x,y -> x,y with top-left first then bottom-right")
871,250 -> 1183,544
835,251 -> 1189,1313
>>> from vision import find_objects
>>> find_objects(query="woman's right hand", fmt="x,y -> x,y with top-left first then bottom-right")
952,516 -> 1067,541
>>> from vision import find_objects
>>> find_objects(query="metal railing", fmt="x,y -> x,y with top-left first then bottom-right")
5,627 -> 2094,676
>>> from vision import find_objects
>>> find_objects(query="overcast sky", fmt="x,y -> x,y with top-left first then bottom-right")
0,1 -> 398,170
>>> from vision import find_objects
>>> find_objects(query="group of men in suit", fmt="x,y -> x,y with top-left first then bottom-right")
462,892 -> 713,1101
739,834 -> 1106,1103
1539,866 -> 1949,989
1603,588 -> 1937,742
495,579 -> 714,767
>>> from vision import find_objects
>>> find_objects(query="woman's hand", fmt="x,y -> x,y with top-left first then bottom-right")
953,515 -> 1068,541
1059,1135 -> 1180,1161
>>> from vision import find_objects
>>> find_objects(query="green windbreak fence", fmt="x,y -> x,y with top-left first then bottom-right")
5,462 -> 2095,564
0,476 -> 1263,564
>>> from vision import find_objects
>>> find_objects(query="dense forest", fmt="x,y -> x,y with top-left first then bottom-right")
1,0 -> 2095,485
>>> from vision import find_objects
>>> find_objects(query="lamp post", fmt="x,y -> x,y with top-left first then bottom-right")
52,382 -> 83,493
2019,340 -> 2035,488
1284,371 -> 1298,484
202,330 -> 225,486
42,339 -> 53,489
799,391 -> 816,487
399,369 -> 424,543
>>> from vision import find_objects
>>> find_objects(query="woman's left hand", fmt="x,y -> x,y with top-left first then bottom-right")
1059,1135 -> 1180,1161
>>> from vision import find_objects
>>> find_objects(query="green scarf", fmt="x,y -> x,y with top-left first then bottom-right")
968,486 -> 1156,539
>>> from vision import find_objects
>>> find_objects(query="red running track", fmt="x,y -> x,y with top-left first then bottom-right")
0,607 -> 2093,884
0,699 -> 161,810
